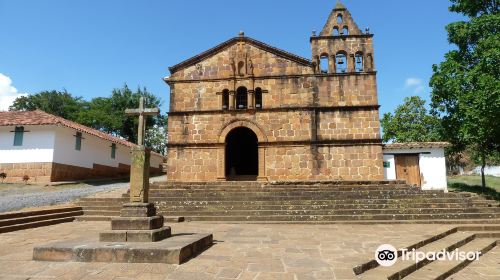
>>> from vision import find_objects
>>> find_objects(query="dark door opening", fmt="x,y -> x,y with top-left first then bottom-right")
225,127 -> 258,180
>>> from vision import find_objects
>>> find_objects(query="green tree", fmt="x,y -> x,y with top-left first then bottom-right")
381,96 -> 442,143
430,0 -> 499,188
76,84 -> 167,153
9,90 -> 86,121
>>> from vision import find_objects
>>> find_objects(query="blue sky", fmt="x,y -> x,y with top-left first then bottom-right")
0,0 -> 463,115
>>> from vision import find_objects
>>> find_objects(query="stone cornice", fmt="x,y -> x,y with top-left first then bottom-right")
167,139 -> 383,148
167,105 -> 381,116
165,71 -> 377,85
310,34 -> 374,42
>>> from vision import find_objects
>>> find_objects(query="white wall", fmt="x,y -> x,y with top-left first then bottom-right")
383,147 -> 448,191
0,125 -> 55,163
52,126 -> 130,168
150,152 -> 164,170
383,154 -> 396,180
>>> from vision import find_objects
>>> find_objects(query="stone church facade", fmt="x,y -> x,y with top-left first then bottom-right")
164,2 -> 384,182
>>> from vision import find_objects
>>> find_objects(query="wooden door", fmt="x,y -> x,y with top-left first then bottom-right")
395,155 -> 421,186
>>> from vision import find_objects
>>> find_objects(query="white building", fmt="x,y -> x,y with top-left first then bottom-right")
383,142 -> 450,191
0,110 -> 165,183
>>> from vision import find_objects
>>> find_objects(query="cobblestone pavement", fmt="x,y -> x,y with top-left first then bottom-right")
0,182 -> 128,213
0,175 -> 165,212
0,221 -> 497,280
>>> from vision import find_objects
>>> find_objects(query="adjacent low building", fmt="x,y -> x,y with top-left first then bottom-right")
383,142 -> 450,190
0,110 -> 165,183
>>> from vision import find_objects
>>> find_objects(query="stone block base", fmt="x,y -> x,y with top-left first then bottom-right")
111,215 -> 164,230
33,233 -> 213,264
120,202 -> 156,217
99,226 -> 171,242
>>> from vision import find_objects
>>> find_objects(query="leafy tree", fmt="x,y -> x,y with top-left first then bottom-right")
76,84 -> 167,153
381,96 -> 442,143
9,90 -> 86,120
429,0 -> 499,188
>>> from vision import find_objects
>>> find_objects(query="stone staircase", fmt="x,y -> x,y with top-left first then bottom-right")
0,206 -> 83,233
76,181 -> 500,224
354,225 -> 500,279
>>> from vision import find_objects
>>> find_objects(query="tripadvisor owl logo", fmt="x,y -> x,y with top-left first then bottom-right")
375,244 -> 398,267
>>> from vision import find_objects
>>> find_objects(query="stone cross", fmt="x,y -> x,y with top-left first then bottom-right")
125,97 -> 160,203
125,97 -> 160,146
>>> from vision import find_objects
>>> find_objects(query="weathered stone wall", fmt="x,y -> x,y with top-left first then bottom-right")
170,43 -> 313,82
0,162 -> 163,183
0,162 -> 52,183
170,74 -> 378,112
166,145 -> 384,182
168,109 -> 380,144
165,148 -> 219,182
264,145 -> 383,181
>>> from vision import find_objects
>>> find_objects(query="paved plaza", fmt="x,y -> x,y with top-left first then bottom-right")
0,221 -> 497,280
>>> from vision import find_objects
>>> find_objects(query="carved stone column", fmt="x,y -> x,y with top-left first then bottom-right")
349,54 -> 356,72
229,91 -> 235,110
248,90 -> 254,109
257,146 -> 267,181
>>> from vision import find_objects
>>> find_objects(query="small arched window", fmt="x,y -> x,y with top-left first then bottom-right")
332,27 -> 339,36
336,52 -> 348,73
337,14 -> 343,24
320,54 -> 329,74
355,52 -> 364,72
236,87 -> 248,109
255,88 -> 263,109
222,89 -> 229,109
342,26 -> 349,35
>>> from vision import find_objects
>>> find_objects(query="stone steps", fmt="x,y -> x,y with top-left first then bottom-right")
354,226 -> 500,279
191,219 -> 500,225
184,213 -> 499,222
75,215 -> 184,223
148,194 -> 469,201
359,231 -> 475,279
403,238 -> 498,280
158,202 -> 488,211
154,180 -> 407,187
0,207 -> 83,233
168,208 -> 500,217
150,185 -> 413,191
152,198 -> 480,205
75,181 -> 499,223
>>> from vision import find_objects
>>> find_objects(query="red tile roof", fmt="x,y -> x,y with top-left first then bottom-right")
383,142 -> 451,149
1,110 -> 134,149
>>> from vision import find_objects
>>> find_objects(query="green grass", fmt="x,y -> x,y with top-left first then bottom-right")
448,175 -> 500,201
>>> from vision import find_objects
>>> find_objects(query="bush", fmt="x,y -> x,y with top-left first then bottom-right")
0,172 -> 6,183
22,175 -> 30,184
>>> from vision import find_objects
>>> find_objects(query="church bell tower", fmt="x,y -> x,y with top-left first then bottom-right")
311,1 -> 375,74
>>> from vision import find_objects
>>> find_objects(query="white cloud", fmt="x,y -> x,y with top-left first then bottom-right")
404,77 -> 425,94
0,73 -> 28,111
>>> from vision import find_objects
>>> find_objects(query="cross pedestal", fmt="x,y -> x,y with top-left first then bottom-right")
100,146 -> 171,242
32,97 -> 212,264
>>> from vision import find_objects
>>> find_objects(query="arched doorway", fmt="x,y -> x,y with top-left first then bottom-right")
225,127 -> 258,180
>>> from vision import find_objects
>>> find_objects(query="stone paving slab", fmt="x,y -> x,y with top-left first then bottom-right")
440,246 -> 500,280
0,221 -> 498,279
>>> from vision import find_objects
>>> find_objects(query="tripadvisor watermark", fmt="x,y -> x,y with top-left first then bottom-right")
375,244 -> 481,266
